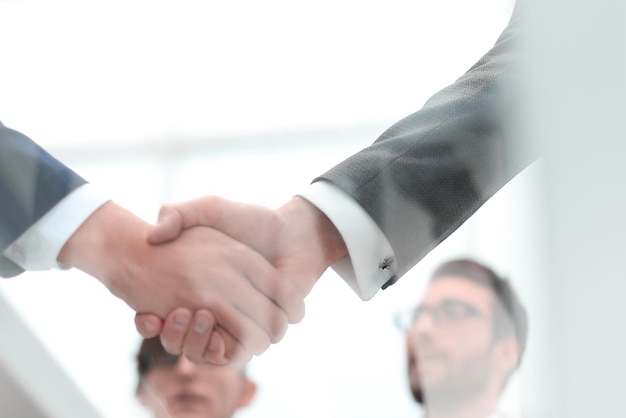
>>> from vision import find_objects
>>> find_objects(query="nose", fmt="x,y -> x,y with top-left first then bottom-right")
409,310 -> 436,336
174,355 -> 198,376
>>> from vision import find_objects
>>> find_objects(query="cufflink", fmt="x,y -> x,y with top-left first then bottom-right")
378,256 -> 394,271
379,256 -> 398,290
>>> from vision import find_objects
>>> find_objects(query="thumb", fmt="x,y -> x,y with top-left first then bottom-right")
148,196 -> 229,244
148,196 -> 279,260
147,204 -> 185,244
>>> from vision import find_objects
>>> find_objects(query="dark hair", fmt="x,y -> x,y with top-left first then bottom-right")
136,337 -> 167,380
431,258 -> 529,360
135,337 -> 169,393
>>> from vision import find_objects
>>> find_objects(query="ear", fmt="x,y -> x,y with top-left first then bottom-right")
238,379 -> 258,408
493,337 -> 521,376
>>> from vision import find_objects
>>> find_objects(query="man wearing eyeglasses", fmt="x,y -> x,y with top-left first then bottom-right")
135,337 -> 257,418
397,259 -> 528,418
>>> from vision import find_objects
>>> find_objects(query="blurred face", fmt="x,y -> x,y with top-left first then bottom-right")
406,276 -> 499,406
138,354 -> 256,418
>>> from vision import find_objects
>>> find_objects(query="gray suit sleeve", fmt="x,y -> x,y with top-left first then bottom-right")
0,122 -> 87,277
315,4 -> 532,282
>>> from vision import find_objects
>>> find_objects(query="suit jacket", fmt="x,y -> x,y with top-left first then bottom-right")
0,122 -> 86,277
317,2 -> 532,283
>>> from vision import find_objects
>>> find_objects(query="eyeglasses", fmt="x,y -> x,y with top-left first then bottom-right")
394,299 -> 485,331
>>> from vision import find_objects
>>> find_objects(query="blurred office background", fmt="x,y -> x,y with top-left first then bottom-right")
3,0 -> 623,417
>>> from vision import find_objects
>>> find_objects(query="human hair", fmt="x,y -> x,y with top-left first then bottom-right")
431,258 -> 529,361
136,337 -> 166,381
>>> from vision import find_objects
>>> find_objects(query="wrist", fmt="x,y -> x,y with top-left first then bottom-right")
278,196 -> 347,273
57,201 -> 150,301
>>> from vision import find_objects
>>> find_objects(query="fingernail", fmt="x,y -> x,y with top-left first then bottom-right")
173,313 -> 190,330
143,321 -> 157,334
194,316 -> 210,334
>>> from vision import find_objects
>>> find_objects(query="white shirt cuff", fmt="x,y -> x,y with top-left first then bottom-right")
2,184 -> 111,271
297,181 -> 398,301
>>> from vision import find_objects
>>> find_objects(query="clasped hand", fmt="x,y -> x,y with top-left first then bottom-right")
134,195 -> 346,365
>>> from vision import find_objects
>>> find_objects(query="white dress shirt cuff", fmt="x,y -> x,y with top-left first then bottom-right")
2,184 -> 111,271
297,181 -> 398,301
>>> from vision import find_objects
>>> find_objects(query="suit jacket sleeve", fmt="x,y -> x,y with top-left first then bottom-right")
315,3 -> 533,282
0,122 -> 87,277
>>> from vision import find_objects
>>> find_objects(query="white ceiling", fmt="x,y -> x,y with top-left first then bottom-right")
0,0 -> 514,148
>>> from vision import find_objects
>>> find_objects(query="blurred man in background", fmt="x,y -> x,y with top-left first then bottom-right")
136,337 -> 257,418
396,259 -> 528,418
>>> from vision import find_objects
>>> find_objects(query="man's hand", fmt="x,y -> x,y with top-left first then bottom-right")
134,195 -> 348,362
58,201 -> 291,364
136,308 -> 249,365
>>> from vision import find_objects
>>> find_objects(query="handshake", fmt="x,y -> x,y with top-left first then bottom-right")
58,195 -> 348,365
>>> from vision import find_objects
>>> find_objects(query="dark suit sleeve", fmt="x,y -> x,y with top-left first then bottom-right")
0,122 -> 87,277
315,3 -> 533,282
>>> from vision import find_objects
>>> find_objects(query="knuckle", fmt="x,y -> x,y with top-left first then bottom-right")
249,334 -> 271,356
159,203 -> 174,214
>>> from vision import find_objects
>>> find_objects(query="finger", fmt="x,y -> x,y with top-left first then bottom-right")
219,242 -> 291,344
147,196 -> 229,245
204,197 -> 279,260
155,197 -> 271,255
220,329 -> 253,367
152,197 -> 303,324
199,326 -> 253,366
202,328 -> 228,366
160,308 -> 193,355
243,267 -> 306,326
175,311 -> 247,366
151,226 -> 279,356
182,310 -> 218,364
147,204 -> 185,244
134,313 -> 164,338
234,240 -> 303,337
206,202 -> 305,325
206,299 -> 273,356
193,199 -> 309,324
239,271 -> 296,341
182,227 -> 290,350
